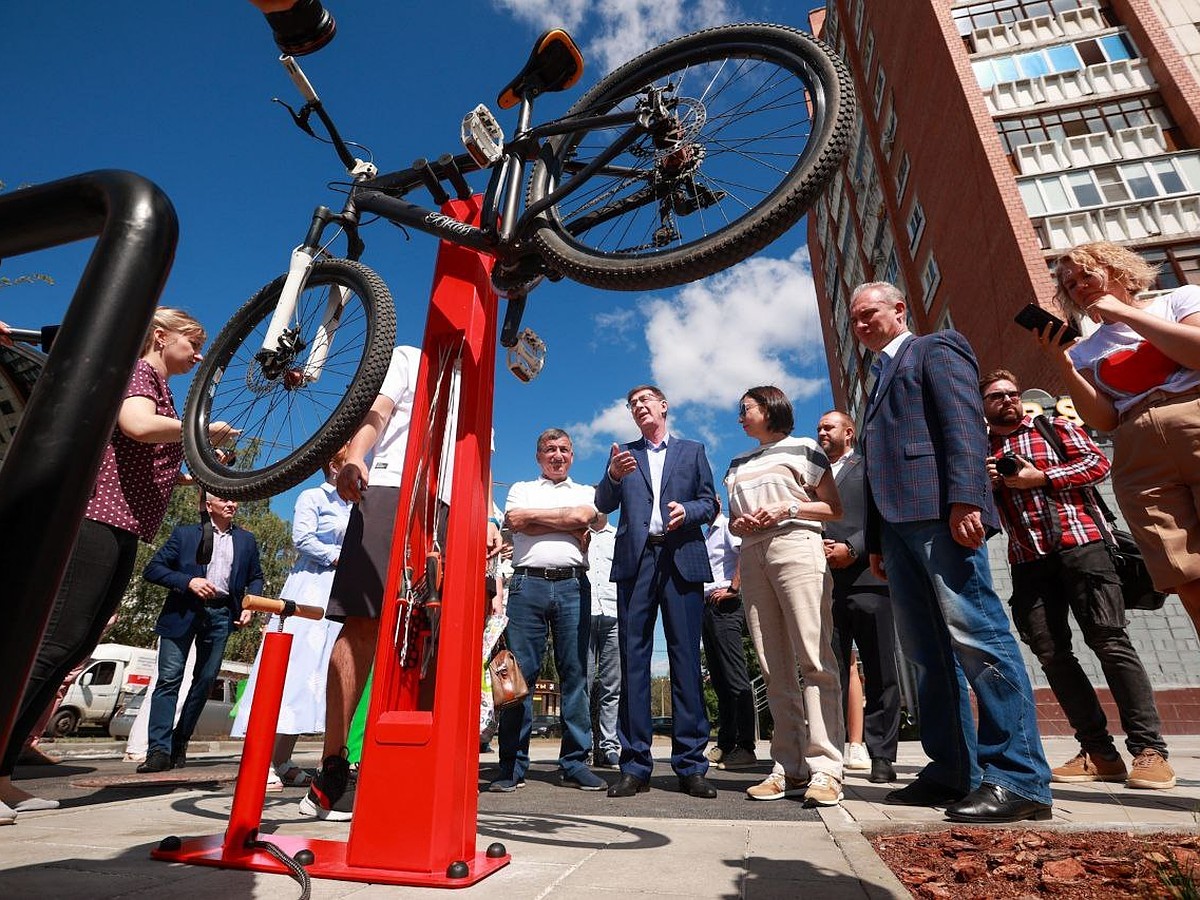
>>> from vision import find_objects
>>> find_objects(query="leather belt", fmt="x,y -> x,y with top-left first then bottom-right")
646,534 -> 667,546
512,566 -> 585,581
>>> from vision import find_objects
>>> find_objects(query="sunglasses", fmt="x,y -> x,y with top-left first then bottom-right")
983,390 -> 1022,403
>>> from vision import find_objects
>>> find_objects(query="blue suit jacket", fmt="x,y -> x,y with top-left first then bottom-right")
593,436 -> 716,584
861,331 -> 999,552
145,524 -> 264,639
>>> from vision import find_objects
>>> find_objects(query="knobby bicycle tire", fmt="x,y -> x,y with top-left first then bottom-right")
527,23 -> 854,291
182,258 -> 396,500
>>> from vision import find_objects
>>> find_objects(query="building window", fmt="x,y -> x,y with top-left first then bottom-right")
896,153 -> 911,199
824,3 -> 839,44
864,30 -> 875,72
921,255 -> 942,310
1017,153 -> 1200,216
882,106 -> 897,154
952,1 -> 1118,42
995,96 -> 1179,156
873,68 -> 887,115
936,309 -> 955,332
971,32 -> 1138,91
907,201 -> 926,251
1143,242 -> 1200,290
884,249 -> 899,286
853,0 -> 865,40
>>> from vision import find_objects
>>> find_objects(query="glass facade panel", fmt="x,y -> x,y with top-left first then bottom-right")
1040,177 -> 1070,212
1045,44 -> 1079,73
1175,155 -> 1200,192
1019,180 -> 1046,215
1152,158 -> 1185,194
1067,171 -> 1102,207
1119,162 -> 1156,199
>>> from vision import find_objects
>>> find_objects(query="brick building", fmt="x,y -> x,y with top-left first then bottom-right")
805,0 -> 1200,730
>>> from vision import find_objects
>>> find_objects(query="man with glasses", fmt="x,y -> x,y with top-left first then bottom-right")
982,369 -> 1174,790
595,385 -> 718,798
850,282 -> 1051,823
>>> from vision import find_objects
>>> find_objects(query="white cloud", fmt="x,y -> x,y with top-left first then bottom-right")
564,398 -> 640,458
493,0 -> 739,73
643,246 -> 828,413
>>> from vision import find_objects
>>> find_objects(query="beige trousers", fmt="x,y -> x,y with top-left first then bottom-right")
740,527 -> 844,781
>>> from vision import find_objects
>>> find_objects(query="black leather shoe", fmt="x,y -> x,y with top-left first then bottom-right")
136,750 -> 173,774
678,773 -> 717,798
945,782 -> 1052,823
607,773 -> 649,797
171,750 -> 187,769
883,778 -> 965,807
869,758 -> 896,784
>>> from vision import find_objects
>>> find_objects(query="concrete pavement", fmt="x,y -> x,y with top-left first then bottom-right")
2,735 -> 1199,898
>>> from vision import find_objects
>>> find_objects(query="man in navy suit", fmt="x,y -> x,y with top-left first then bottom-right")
594,384 -> 718,799
137,496 -> 263,773
850,282 -> 1051,823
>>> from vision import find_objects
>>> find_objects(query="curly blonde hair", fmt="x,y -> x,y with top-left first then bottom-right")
1052,241 -> 1159,318
140,307 -> 206,356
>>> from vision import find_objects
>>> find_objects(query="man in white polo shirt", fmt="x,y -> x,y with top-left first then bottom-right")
490,428 -> 607,792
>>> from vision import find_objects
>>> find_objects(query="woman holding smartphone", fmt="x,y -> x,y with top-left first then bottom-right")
1042,240 -> 1200,634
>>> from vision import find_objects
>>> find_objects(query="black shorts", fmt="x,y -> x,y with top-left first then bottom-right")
326,485 -> 400,622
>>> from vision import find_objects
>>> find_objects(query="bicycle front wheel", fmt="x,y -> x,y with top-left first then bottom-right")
527,23 -> 854,291
183,258 -> 396,500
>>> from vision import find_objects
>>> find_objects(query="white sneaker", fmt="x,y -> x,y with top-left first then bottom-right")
265,766 -> 284,793
845,742 -> 870,771
804,772 -> 843,807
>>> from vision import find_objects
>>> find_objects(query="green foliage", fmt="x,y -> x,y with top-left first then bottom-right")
106,485 -> 296,663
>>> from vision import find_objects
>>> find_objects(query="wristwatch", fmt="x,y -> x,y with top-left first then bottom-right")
787,502 -> 800,518
844,542 -> 858,560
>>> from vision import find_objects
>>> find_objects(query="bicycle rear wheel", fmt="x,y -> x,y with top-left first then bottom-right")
183,258 -> 396,500
527,23 -> 854,291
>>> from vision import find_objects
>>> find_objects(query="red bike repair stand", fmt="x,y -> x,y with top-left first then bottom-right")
151,194 -> 508,887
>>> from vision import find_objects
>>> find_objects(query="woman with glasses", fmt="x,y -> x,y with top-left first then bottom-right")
0,308 -> 234,823
1043,240 -> 1200,634
724,386 -> 845,807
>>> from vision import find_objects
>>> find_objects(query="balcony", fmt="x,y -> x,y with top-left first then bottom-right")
1015,125 -> 1167,176
1036,196 -> 1200,249
985,58 -> 1154,114
972,5 -> 1105,54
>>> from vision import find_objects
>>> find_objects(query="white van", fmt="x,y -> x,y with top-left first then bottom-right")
47,644 -> 157,737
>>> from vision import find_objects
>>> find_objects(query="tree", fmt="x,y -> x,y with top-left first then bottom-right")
106,486 -> 295,663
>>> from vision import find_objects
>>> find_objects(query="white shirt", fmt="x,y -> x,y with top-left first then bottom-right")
505,476 -> 598,568
587,523 -> 618,616
647,432 -> 670,535
205,524 -> 235,597
702,513 -> 740,597
367,345 -> 421,488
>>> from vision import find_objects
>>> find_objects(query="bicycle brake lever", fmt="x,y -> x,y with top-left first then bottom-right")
272,97 -> 317,138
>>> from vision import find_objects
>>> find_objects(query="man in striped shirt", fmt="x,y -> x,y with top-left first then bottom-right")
982,368 -> 1173,791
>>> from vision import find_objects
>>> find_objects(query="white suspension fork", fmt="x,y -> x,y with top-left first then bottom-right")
259,246 -> 350,384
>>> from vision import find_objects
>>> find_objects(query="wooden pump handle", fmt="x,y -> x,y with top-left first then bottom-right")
242,594 -> 325,620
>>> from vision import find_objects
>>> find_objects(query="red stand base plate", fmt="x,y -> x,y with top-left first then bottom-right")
152,833 -> 510,888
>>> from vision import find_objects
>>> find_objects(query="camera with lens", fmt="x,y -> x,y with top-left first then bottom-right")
994,452 -> 1022,478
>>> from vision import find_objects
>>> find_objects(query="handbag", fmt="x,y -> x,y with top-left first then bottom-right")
488,636 -> 529,710
1031,416 -> 1168,611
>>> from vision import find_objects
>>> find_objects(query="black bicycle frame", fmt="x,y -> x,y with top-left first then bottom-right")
342,100 -> 648,261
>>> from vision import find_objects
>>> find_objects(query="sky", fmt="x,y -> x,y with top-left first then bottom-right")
3,2 -> 835,666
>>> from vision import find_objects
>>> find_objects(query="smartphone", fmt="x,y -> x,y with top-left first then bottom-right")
1013,303 -> 1080,346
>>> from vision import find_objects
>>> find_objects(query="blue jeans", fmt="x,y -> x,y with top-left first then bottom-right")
881,519 -> 1051,804
588,612 -> 621,757
147,606 -> 234,756
498,573 -> 592,780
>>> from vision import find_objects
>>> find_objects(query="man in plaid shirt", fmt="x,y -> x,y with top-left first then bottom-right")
982,368 -> 1173,791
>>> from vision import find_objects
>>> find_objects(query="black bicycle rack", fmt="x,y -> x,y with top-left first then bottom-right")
0,170 -> 178,753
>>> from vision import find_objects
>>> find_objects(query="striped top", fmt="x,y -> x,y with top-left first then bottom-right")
724,436 -> 830,546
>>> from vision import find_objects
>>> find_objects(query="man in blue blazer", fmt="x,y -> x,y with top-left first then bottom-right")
137,496 -> 263,773
850,282 -> 1051,823
594,384 -> 718,799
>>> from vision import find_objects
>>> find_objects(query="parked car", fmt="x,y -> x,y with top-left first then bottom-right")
108,667 -> 246,740
530,714 -> 562,739
45,644 -> 157,737
651,715 -> 673,735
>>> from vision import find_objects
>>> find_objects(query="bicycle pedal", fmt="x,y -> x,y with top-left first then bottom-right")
462,104 -> 505,167
506,328 -> 546,383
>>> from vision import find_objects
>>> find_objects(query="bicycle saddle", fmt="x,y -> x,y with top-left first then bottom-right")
497,29 -> 583,109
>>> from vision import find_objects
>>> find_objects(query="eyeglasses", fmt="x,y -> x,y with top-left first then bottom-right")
738,402 -> 761,417
983,390 -> 1022,403
627,394 -> 661,410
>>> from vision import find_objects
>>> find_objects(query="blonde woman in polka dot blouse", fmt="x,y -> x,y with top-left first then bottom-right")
0,309 -> 235,820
